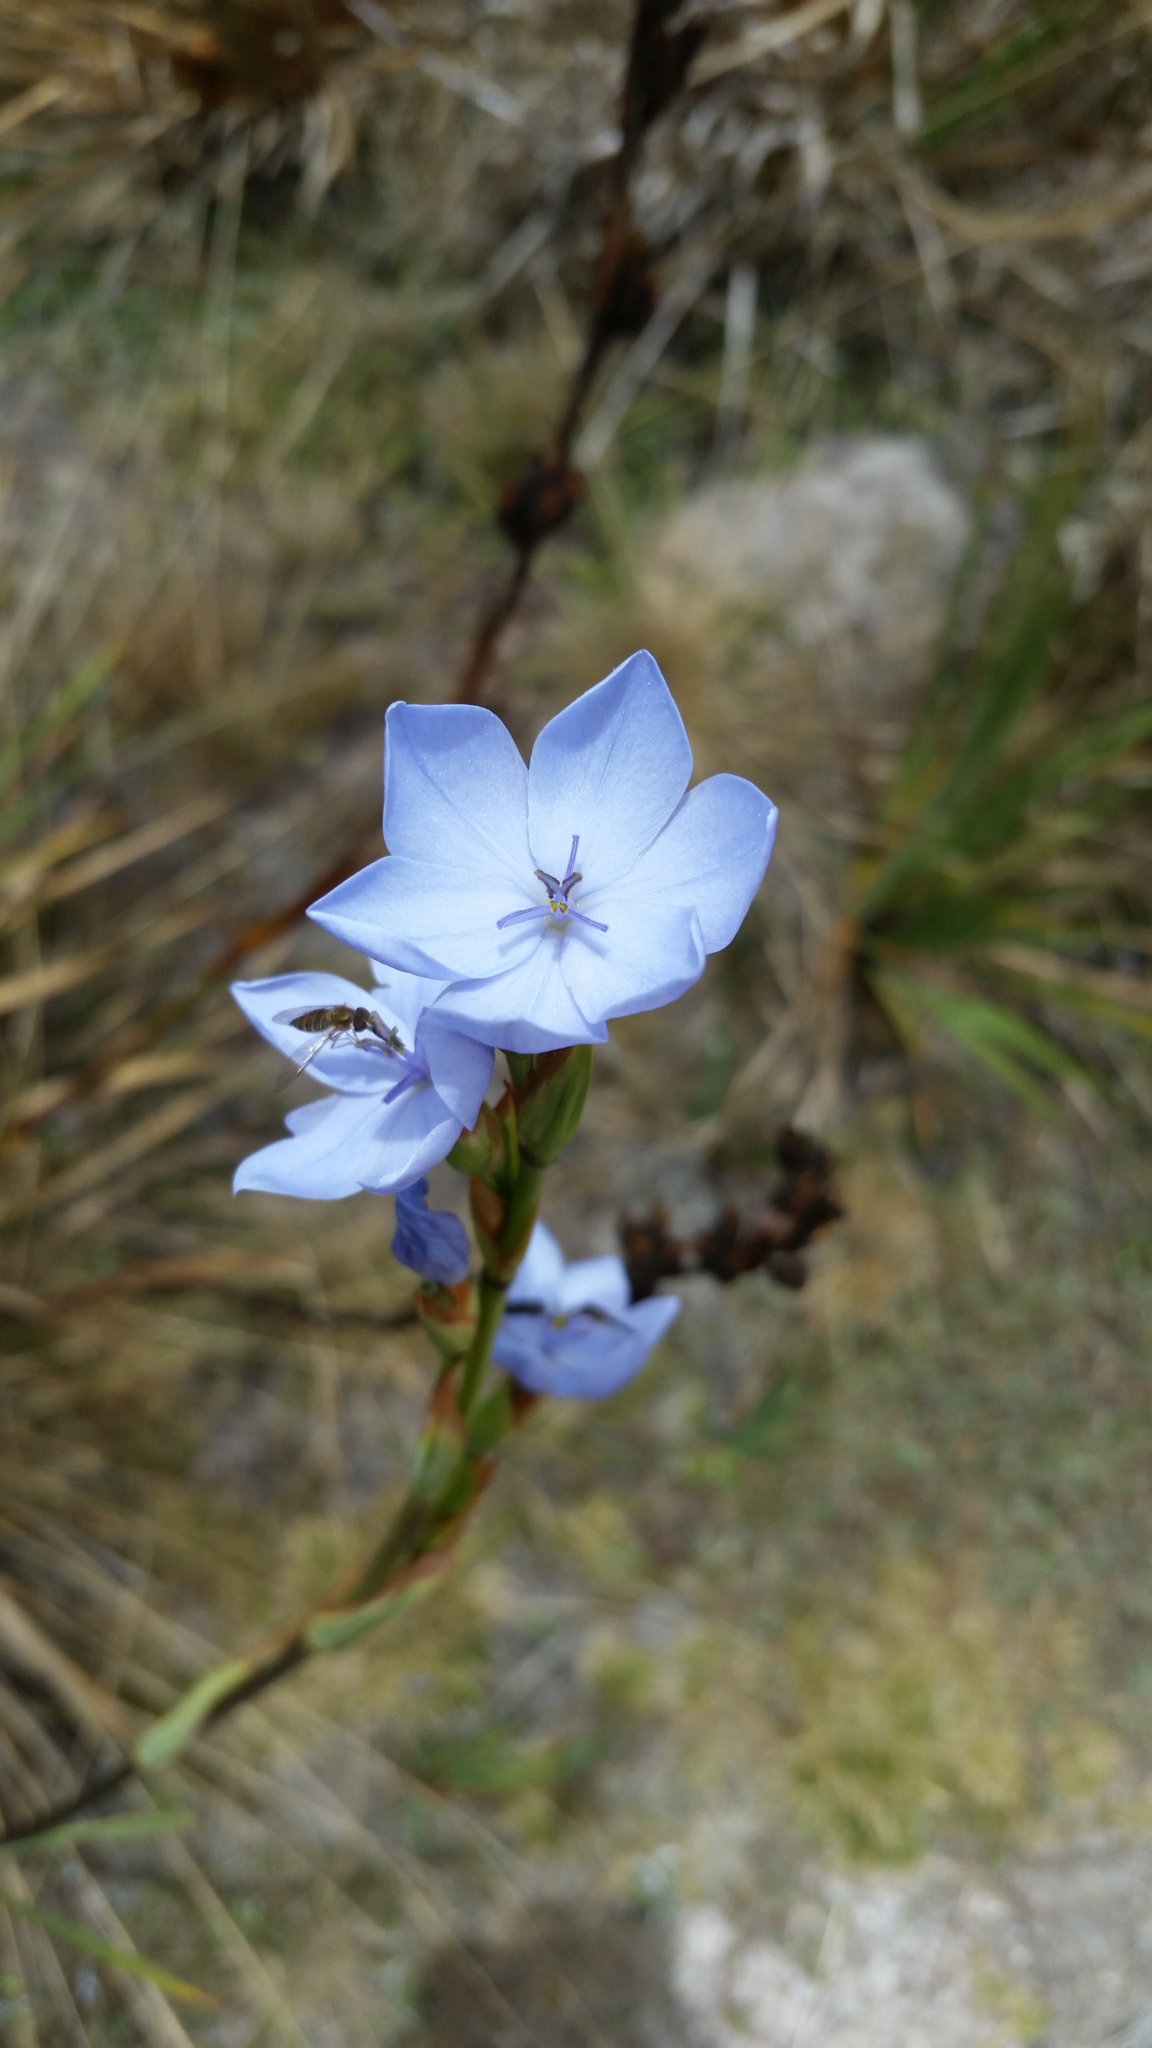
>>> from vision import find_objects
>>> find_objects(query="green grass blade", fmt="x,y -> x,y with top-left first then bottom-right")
0,1810 -> 195,1861
871,965 -> 1086,1113
0,1886 -> 217,2008
0,651 -> 113,800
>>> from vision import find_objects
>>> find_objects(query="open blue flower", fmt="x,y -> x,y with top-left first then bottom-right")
491,1222 -> 680,1400
309,650 -> 777,1055
392,1177 -> 471,1285
231,966 -> 492,1199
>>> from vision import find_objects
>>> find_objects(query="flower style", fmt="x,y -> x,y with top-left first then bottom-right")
231,967 -> 492,1199
491,1221 -> 680,1400
309,650 -> 777,1054
391,1177 -> 471,1285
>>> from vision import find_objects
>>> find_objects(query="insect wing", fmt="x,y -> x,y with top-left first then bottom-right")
274,1030 -> 337,1090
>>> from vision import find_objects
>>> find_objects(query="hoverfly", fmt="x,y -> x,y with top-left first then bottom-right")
273,1005 -> 405,1087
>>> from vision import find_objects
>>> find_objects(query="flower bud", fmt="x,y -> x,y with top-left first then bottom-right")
514,1045 -> 593,1168
468,1176 -> 509,1278
414,1277 -> 477,1363
447,1101 -> 508,1186
392,1178 -> 470,1286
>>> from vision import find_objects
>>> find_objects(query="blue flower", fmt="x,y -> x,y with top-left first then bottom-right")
308,650 -> 777,1055
392,1177 -> 471,1285
491,1222 -> 680,1400
231,966 -> 492,1199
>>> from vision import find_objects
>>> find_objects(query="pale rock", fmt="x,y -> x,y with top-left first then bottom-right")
642,438 -> 970,1128
646,436 -> 969,817
650,435 -> 968,712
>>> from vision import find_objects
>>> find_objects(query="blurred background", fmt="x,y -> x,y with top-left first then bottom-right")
2,3 -> 1152,2041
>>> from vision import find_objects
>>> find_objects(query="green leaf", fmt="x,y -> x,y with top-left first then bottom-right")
0,1887 -> 217,2007
861,476 -> 1084,919
872,967 -> 1085,1113
0,1810 -> 195,1860
133,1659 -> 250,1772
304,1575 -> 437,1653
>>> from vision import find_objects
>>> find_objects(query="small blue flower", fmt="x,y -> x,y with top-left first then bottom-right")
308,650 -> 777,1055
491,1222 -> 680,1400
392,1177 -> 471,1285
231,965 -> 492,1199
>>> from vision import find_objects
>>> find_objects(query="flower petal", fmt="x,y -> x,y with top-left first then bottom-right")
418,1013 -> 494,1127
527,650 -> 692,888
493,1310 -> 654,1400
368,963 -> 451,1039
310,857 -> 539,982
507,1221 -> 566,1306
556,1255 -> 630,1318
231,971 -> 404,1095
556,901 -> 707,1030
355,1083 -> 463,1193
433,930 -> 605,1054
624,1294 -> 681,1351
602,772 -> 777,953
392,1177 -> 471,1284
233,1092 -> 390,1199
383,700 -> 531,884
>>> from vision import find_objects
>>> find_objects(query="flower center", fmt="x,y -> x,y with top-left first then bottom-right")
495,834 -> 609,936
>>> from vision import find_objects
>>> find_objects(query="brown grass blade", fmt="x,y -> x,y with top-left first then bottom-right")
0,1586 -> 133,1748
692,0 -> 855,82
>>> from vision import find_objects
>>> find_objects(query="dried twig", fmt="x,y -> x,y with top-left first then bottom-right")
452,0 -> 708,707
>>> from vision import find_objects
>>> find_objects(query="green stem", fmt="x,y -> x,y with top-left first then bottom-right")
457,1274 -> 506,1416
500,1161 -> 545,1262
343,1490 -> 431,1604
458,1155 -> 546,1416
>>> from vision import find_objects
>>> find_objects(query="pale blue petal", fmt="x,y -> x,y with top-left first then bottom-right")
383,701 -> 531,883
232,972 -> 403,1096
283,1100 -> 331,1136
556,902 -> 707,1030
494,1220 -> 681,1399
527,651 -> 692,888
490,1311 -> 554,1383
492,1310 -> 655,1400
624,1295 -> 682,1351
355,1084 -> 463,1194
507,1222 -> 566,1307
392,1178 -> 471,1285
418,1014 -> 494,1127
368,964 -> 451,1040
602,774 -> 777,953
310,857 -> 538,982
433,931 -> 605,1054
233,1092 -> 390,1199
556,1255 -> 631,1318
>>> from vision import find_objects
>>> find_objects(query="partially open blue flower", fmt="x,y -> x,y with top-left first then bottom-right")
309,650 -> 777,1055
491,1221 -> 680,1400
231,966 -> 492,1199
392,1177 -> 471,1285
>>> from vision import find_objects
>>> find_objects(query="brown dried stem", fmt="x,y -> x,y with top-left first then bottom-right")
452,0 -> 706,707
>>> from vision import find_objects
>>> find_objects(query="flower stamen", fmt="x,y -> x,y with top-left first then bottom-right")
382,1052 -> 430,1104
496,831 -> 609,935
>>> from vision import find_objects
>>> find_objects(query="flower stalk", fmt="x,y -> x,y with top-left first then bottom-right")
457,1048 -> 588,1411
5,645 -> 772,1846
